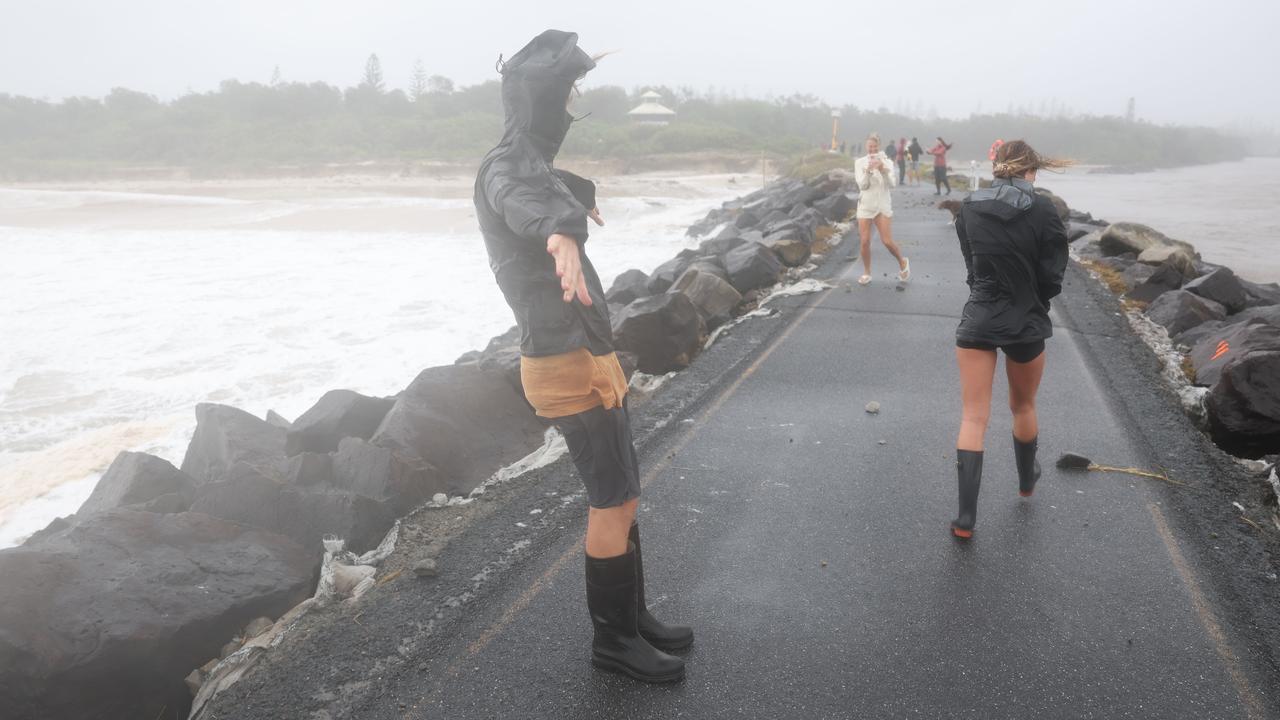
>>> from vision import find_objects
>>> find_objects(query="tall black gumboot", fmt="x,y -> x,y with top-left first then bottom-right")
585,546 -> 685,683
630,523 -> 694,652
951,449 -> 984,539
1014,435 -> 1041,497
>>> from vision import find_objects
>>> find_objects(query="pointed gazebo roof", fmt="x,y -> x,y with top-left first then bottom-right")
628,90 -> 676,123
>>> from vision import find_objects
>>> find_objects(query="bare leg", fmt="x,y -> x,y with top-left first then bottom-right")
585,498 -> 639,558
858,218 -> 873,277
956,348 -> 997,451
1006,352 -> 1046,442
873,214 -> 907,270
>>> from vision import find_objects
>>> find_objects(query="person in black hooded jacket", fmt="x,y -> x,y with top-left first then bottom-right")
948,140 -> 1071,539
474,30 -> 689,683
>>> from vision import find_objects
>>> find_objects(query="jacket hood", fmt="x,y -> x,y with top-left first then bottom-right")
964,177 -> 1035,221
499,30 -> 595,161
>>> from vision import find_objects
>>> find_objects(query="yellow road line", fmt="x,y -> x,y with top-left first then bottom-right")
1148,503 -> 1266,720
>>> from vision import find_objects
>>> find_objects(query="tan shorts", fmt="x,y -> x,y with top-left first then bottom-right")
520,349 -> 628,419
520,349 -> 639,508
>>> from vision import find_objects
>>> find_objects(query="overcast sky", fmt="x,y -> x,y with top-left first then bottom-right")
2,0 -> 1276,128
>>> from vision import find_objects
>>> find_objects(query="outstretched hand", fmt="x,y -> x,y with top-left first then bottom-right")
547,233 -> 593,306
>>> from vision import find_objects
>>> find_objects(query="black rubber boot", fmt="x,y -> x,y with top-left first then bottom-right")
1014,435 -> 1041,497
951,449 -> 984,539
630,523 -> 694,652
585,547 -> 685,683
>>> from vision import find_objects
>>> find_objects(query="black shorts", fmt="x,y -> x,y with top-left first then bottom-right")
552,403 -> 641,509
956,338 -> 1045,364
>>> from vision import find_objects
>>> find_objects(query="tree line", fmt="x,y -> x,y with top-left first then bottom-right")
0,55 -> 1248,179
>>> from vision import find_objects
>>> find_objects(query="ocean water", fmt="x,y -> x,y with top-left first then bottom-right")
0,175 -> 747,546
1024,157 -> 1280,283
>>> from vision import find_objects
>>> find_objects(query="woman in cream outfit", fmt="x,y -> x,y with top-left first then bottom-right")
854,133 -> 910,285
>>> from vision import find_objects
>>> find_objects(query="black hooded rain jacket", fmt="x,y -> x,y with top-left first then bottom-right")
474,30 -> 613,357
954,177 -> 1069,345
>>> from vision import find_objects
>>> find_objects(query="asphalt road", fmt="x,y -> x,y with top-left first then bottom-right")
207,186 -> 1278,720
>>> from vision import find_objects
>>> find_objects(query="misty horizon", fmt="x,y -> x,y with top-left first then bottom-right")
3,0 -> 1278,131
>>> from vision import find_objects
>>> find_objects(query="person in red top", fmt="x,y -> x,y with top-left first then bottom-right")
927,137 -> 953,195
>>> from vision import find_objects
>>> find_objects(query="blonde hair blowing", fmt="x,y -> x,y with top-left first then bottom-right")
993,139 -> 1073,178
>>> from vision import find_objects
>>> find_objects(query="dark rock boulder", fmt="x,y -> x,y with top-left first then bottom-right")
1075,239 -> 1104,261
1172,319 -> 1228,349
331,437 -> 445,513
1189,320 -> 1280,387
371,364 -> 548,495
1145,290 -> 1227,337
77,452 -> 197,517
611,292 -> 706,375
1066,224 -> 1093,242
687,256 -> 730,283
605,268 -> 651,305
1127,261 -> 1187,303
1183,267 -> 1248,315
0,510 -> 314,720
616,351 -> 639,381
645,249 -> 699,295
1207,351 -> 1280,458
733,210 -> 760,229
814,192 -> 855,222
284,451 -> 335,487
190,468 -> 394,554
180,403 -> 286,484
1119,263 -> 1158,292
761,221 -> 813,267
1241,278 -> 1280,308
1237,304 -> 1280,328
1136,244 -> 1197,278
685,210 -> 722,238
669,267 -> 743,329
264,410 -> 293,429
697,235 -> 747,258
285,389 -> 395,457
1099,222 -> 1196,258
723,241 -> 784,293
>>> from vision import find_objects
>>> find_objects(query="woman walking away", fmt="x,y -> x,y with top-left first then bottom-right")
854,133 -> 910,285
928,136 -> 953,195
896,137 -> 908,185
908,137 -> 923,185
949,140 -> 1071,539
475,30 -> 691,681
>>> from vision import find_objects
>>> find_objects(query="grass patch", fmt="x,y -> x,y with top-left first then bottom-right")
1080,259 -> 1128,296
1181,355 -> 1197,384
784,151 -> 856,180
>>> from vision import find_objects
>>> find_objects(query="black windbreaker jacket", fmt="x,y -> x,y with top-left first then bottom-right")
954,177 -> 1069,345
474,30 -> 613,357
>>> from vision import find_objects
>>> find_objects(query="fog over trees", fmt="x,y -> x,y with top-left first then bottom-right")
0,55 -> 1248,180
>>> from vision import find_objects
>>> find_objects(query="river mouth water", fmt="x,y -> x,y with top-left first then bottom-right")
980,157 -> 1280,282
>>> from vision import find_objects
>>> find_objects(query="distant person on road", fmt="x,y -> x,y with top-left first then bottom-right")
948,139 -> 1071,539
854,132 -> 910,285
928,137 -> 953,195
884,137 -> 898,164
908,137 -> 923,185
896,137 -> 908,185
475,30 -> 690,683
